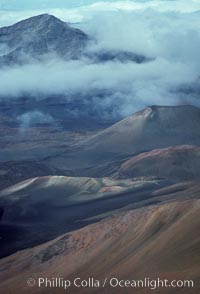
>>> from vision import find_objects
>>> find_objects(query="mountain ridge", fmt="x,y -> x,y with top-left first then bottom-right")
0,14 -> 88,65
0,14 -> 153,66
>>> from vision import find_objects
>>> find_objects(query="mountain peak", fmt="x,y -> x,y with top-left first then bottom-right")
133,104 -> 198,118
23,13 -> 62,23
0,14 -> 88,65
10,13 -> 66,31
31,13 -> 56,20
78,105 -> 200,167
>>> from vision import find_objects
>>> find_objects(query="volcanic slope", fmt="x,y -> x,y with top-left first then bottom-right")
0,175 -> 169,257
117,145 -> 200,181
0,197 -> 199,294
47,105 -> 200,170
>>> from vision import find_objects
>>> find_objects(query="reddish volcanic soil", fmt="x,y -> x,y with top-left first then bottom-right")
0,106 -> 200,294
46,105 -> 200,170
118,145 -> 200,181
0,197 -> 199,294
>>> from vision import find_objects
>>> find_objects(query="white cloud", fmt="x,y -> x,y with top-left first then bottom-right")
0,1 -> 200,117
0,56 -> 198,117
1,0 -> 200,27
17,110 -> 55,134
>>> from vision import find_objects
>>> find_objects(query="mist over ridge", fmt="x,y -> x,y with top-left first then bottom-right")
0,1 -> 200,119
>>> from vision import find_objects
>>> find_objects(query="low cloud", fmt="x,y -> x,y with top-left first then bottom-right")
0,2 -> 200,118
17,111 -> 55,134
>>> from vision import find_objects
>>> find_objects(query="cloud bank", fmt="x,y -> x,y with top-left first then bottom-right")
0,1 -> 200,118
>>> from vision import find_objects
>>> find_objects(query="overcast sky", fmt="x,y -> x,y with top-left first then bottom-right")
0,1 -> 156,10
0,0 -> 200,10
1,1 -> 200,26
0,1 -> 90,10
